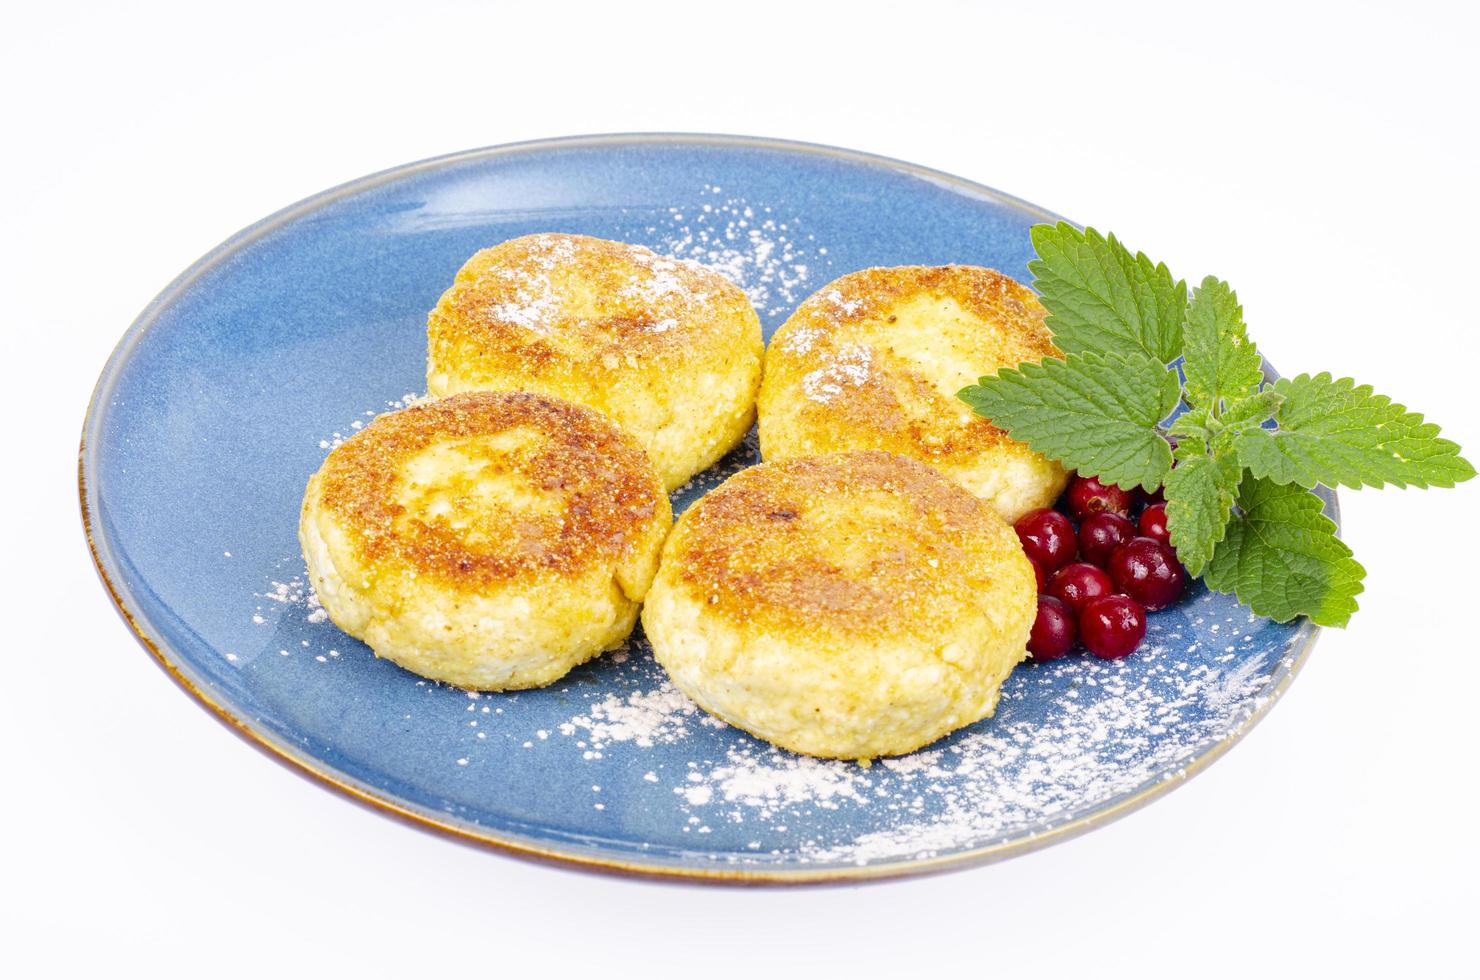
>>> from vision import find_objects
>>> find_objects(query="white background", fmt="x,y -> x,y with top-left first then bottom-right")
3,1 -> 1477,976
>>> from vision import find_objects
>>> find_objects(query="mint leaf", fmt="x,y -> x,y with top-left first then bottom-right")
1217,387 -> 1283,431
1028,223 -> 1187,364
1163,442 -> 1242,577
1165,458 -> 1240,577
1168,405 -> 1216,452
1168,390 -> 1281,462
1234,372 -> 1477,489
1203,476 -> 1366,627
959,351 -> 1179,490
1182,276 -> 1263,412
997,223 -> 1479,629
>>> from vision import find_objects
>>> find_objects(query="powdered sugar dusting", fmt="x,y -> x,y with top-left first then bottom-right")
801,343 -> 873,403
639,186 -> 824,318
706,748 -> 868,811
483,233 -> 575,334
780,324 -> 823,355
488,297 -> 555,332
619,257 -> 689,303
710,633 -> 1276,865
557,680 -> 710,750
254,574 -> 326,625
824,288 -> 860,314
501,591 -> 1299,868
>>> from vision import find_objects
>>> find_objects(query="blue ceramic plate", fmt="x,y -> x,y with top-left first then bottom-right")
82,134 -> 1327,882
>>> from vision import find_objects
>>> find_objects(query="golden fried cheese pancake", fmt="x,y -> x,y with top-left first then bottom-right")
427,233 -> 764,491
300,391 -> 671,690
758,266 -> 1070,522
641,451 -> 1036,760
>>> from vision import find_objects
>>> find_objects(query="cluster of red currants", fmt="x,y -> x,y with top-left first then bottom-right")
1016,476 -> 1186,662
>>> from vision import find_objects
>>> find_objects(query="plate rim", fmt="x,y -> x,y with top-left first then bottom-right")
78,131 -> 1326,884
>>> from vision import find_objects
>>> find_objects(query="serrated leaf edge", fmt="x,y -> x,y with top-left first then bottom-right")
1204,480 -> 1367,627
1027,222 -> 1186,364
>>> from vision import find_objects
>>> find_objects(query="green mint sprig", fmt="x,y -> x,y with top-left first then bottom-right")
958,222 -> 1475,627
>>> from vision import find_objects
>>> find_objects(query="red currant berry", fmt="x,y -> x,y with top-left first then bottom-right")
1031,559 -> 1048,592
1108,536 -> 1186,611
1080,595 -> 1147,659
1065,475 -> 1133,521
1014,508 -> 1077,574
1028,595 -> 1077,661
1138,502 -> 1171,545
1078,512 -> 1136,567
1048,562 -> 1114,613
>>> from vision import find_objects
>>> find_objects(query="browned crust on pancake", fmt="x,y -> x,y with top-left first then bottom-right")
663,451 -> 1027,641
802,265 -> 1055,343
805,360 -> 1017,461
761,265 -> 1061,464
427,232 -> 757,382
310,391 -> 667,587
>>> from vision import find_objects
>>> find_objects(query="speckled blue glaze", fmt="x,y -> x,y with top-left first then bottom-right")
82,135 -> 1327,881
